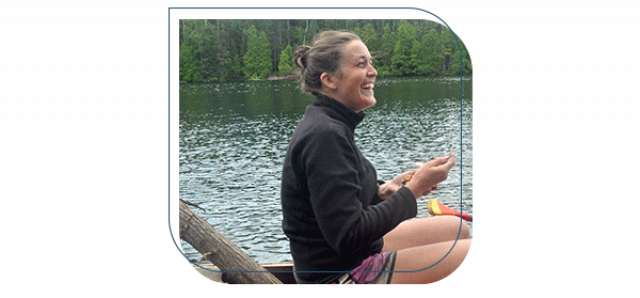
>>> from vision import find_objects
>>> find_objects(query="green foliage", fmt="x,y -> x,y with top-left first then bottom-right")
390,21 -> 417,76
178,19 -> 472,82
410,41 -> 423,76
419,28 -> 444,75
242,25 -> 272,80
179,39 -> 203,82
353,23 -> 379,53
278,45 -> 294,75
375,23 -> 396,77
447,37 -> 472,76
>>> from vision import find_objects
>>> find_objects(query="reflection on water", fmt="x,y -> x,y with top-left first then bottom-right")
180,77 -> 472,264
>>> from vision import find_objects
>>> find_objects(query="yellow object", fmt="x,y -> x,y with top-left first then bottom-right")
427,198 -> 442,215
427,198 -> 473,222
401,175 -> 413,186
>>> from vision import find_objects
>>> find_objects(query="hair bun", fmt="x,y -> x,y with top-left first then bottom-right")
294,45 -> 311,68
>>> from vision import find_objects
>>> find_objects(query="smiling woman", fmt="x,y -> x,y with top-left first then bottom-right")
281,30 -> 471,284
320,40 -> 378,112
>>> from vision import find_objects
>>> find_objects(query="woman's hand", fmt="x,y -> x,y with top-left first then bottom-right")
404,153 -> 456,199
378,169 -> 417,199
378,153 -> 455,200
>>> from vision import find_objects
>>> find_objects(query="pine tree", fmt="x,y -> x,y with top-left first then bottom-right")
439,29 -> 454,75
198,21 -> 218,81
278,45 -> 294,75
410,40 -> 423,76
419,28 -> 444,76
390,20 -> 418,76
179,41 -> 203,82
376,23 -> 396,76
179,21 -> 204,82
242,25 -> 272,80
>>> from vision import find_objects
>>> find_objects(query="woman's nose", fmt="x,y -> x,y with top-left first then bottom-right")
367,65 -> 377,77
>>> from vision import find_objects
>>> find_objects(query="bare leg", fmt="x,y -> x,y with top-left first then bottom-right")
390,238 -> 471,284
382,216 -> 470,252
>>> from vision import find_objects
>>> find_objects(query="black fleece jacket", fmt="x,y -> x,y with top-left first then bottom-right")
281,94 -> 417,284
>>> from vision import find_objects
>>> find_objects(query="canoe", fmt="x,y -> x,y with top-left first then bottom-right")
193,262 -> 296,284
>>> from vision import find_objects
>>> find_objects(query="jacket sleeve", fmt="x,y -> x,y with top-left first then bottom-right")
369,180 -> 386,205
302,126 -> 417,256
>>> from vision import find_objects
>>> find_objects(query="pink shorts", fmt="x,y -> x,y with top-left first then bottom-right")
337,251 -> 397,284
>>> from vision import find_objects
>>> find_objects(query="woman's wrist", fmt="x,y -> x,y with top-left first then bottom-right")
404,180 -> 430,199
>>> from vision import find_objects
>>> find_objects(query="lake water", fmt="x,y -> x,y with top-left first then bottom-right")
179,76 -> 472,264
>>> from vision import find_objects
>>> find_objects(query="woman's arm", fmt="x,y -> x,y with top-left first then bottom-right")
302,128 -> 417,255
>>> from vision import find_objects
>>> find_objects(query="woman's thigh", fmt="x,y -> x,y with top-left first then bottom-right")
382,216 -> 470,252
390,238 -> 471,284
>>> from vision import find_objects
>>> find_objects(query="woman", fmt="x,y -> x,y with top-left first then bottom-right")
280,30 -> 471,284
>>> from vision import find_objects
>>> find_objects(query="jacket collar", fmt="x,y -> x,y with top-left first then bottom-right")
312,93 -> 365,131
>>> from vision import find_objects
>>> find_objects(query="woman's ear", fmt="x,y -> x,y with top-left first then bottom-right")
320,72 -> 336,90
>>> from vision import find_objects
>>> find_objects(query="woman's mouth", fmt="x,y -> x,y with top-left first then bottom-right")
361,83 -> 374,90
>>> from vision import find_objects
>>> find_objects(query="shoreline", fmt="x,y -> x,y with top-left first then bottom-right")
181,74 -> 471,84
265,74 -> 300,81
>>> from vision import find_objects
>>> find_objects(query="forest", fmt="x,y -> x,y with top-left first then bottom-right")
179,19 -> 472,83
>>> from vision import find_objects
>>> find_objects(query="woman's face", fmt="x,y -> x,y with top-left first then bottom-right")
330,40 -> 378,112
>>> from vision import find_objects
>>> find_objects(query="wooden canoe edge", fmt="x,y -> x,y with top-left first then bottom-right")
193,262 -> 295,284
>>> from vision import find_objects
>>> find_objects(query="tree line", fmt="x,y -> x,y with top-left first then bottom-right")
179,19 -> 472,83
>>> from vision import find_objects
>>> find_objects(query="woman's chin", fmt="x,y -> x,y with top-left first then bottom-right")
365,94 -> 377,106
358,97 -> 376,111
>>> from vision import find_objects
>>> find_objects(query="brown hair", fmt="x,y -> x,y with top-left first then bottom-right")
294,30 -> 361,95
